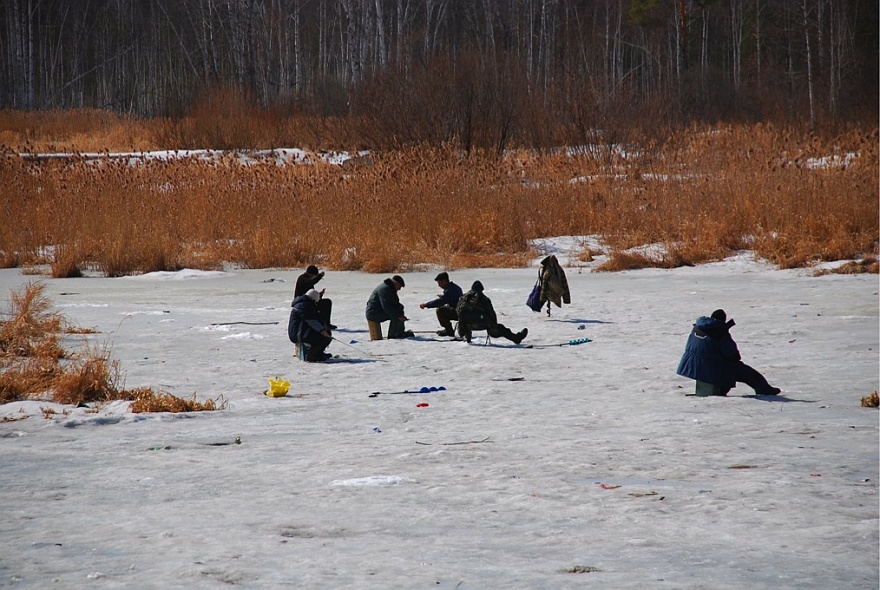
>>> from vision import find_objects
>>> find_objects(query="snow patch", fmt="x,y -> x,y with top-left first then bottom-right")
330,476 -> 415,487
220,332 -> 264,340
123,269 -> 229,280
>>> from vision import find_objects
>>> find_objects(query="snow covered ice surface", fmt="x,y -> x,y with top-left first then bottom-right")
0,248 -> 877,589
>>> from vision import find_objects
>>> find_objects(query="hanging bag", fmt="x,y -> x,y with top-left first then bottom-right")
526,270 -> 543,312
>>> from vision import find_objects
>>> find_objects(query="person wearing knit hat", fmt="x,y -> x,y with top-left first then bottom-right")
677,309 -> 781,396
294,265 -> 335,329
288,287 -> 333,362
419,272 -> 463,337
455,280 -> 528,345
365,275 -> 413,339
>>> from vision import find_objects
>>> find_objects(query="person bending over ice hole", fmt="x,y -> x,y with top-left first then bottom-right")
419,271 -> 463,337
676,309 -> 781,396
288,289 -> 333,362
294,265 -> 335,329
456,281 -> 528,345
365,275 -> 414,339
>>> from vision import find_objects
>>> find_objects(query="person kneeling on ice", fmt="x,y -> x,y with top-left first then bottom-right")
365,275 -> 414,339
288,289 -> 333,362
456,281 -> 528,345
419,271 -> 463,337
676,309 -> 780,396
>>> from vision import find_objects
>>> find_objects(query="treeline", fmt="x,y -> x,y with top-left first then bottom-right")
1,0 -> 877,149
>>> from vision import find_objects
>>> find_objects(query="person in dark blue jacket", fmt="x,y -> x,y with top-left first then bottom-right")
419,272 -> 463,337
365,275 -> 413,339
288,289 -> 333,362
677,309 -> 780,396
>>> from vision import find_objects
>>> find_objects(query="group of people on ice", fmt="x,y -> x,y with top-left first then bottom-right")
287,258 -> 780,397
287,265 -> 538,363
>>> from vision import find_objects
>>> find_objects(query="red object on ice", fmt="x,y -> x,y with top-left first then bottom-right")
416,403 -> 429,408
599,484 -> 621,490
810,473 -> 821,477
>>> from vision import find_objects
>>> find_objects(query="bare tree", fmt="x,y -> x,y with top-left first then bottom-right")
802,0 -> 816,127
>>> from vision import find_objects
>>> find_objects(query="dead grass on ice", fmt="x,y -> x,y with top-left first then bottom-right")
0,282 -> 222,412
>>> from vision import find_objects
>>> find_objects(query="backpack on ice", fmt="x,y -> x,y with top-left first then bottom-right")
456,291 -> 484,324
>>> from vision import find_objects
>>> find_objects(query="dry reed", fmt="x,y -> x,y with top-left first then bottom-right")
0,283 -> 219,411
129,389 -> 225,413
0,117 -> 876,275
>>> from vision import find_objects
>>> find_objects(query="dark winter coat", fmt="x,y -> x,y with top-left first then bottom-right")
539,254 -> 571,307
288,295 -> 327,345
456,289 -> 498,330
424,281 -> 463,309
294,271 -> 323,298
676,316 -> 741,388
365,278 -> 405,322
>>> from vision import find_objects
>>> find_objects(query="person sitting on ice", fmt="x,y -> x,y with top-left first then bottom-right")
365,275 -> 413,339
456,280 -> 528,345
676,309 -> 780,396
288,289 -> 333,362
419,271 -> 463,337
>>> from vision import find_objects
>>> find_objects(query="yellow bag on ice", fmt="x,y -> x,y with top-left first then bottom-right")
267,376 -> 290,397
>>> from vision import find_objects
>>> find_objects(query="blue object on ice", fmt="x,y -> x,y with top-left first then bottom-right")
350,339 -> 358,344
429,386 -> 438,392
419,386 -> 430,393
438,386 -> 446,391
578,324 -> 586,330
372,427 -> 382,433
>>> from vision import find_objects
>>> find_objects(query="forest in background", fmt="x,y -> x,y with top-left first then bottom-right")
0,1 -> 876,277
1,0 -> 877,152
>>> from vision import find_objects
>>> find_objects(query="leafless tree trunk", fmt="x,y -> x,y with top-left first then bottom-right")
802,0 -> 816,128
730,0 -> 744,92
375,0 -> 388,68
673,0 -> 689,83
700,4 -> 709,94
754,0 -> 762,79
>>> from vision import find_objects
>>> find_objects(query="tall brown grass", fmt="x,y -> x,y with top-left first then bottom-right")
0,283 -> 219,411
0,118 -> 876,275
0,109 -> 154,153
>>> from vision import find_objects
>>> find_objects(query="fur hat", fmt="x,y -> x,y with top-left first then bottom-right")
306,289 -> 321,302
471,280 -> 484,292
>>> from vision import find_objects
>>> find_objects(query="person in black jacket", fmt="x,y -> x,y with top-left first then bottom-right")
288,289 -> 333,362
294,265 -> 335,329
419,272 -> 463,337
365,275 -> 413,339
676,309 -> 780,396
456,281 -> 528,345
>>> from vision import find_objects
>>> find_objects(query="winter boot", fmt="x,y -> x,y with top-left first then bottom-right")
512,328 -> 528,344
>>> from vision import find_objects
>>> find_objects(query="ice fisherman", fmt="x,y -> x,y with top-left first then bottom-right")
294,265 -> 335,329
419,271 -> 463,337
676,309 -> 781,396
365,275 -> 414,339
456,280 -> 528,345
288,289 -> 333,362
